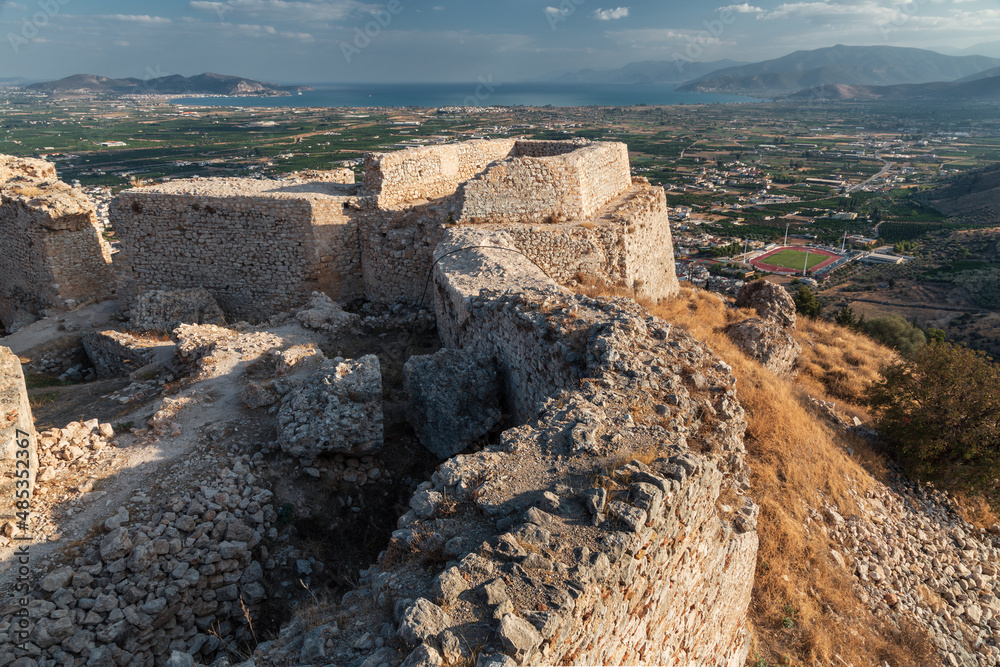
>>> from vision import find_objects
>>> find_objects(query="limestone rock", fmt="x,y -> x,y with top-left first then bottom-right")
240,381 -> 277,409
734,280 -> 796,329
726,318 -> 801,375
277,355 -> 384,458
404,348 -> 501,460
497,613 -> 542,662
295,292 -> 360,334
397,598 -> 451,647
130,287 -> 226,332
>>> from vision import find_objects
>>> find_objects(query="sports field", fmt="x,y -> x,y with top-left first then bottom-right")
762,249 -> 829,271
750,246 -> 843,275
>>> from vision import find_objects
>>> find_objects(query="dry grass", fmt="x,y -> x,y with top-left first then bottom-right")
571,282 -> 936,666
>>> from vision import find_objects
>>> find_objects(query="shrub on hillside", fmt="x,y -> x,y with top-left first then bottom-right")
865,342 -> 1000,499
861,315 -> 925,357
793,286 -> 821,318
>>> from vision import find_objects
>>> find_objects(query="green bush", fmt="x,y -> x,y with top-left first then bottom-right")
793,286 -> 821,318
861,315 -> 926,357
865,342 -> 1000,499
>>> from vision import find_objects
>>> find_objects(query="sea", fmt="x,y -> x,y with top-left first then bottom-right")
171,82 -> 758,108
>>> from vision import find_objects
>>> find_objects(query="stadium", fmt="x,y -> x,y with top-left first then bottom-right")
749,246 -> 844,275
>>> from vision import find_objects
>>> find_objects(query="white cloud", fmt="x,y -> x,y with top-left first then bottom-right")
593,7 -> 630,20
97,15 -> 174,24
719,3 -> 764,14
188,0 -> 376,23
544,6 -> 571,18
0,2 -> 28,10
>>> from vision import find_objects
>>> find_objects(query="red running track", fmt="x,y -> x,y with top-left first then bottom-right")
750,247 -> 842,275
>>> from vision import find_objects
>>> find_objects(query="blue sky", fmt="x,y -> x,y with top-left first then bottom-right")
1,0 -> 999,83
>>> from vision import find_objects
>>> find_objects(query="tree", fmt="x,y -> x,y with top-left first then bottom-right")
793,286 -> 821,318
861,315 -> 926,357
834,305 -> 859,329
865,343 -> 1000,498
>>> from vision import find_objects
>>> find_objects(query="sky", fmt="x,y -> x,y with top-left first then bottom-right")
1,0 -> 999,83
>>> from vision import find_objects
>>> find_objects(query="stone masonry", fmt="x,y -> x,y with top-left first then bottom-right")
0,156 -> 115,332
255,225 -> 756,666
110,138 -> 678,320
0,346 -> 37,531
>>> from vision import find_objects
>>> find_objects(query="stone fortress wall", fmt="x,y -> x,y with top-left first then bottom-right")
253,225 -> 757,666
111,138 -> 677,319
0,346 -> 37,529
111,180 -> 365,322
0,157 -> 115,332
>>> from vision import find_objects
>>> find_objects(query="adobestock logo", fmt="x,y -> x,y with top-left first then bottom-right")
7,0 -> 71,55
341,0 -> 409,64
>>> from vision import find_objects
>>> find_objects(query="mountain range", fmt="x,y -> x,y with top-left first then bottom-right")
543,59 -> 747,84
25,73 -> 309,97
550,45 -> 1000,99
674,45 -> 1000,95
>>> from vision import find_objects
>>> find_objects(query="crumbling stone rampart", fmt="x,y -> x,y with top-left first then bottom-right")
457,141 -> 631,224
111,179 -> 364,321
81,330 -> 159,379
110,139 -> 677,316
257,227 -> 755,666
0,158 -> 115,332
0,346 -> 36,529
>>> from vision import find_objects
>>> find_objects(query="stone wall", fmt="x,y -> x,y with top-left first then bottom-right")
111,179 -> 364,322
457,141 -> 631,225
0,346 -> 36,529
256,226 -> 756,666
363,139 -> 516,209
0,163 -> 115,332
109,139 -> 676,314
81,331 -> 158,379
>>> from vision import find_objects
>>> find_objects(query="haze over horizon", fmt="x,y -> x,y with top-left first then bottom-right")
1,0 -> 1000,84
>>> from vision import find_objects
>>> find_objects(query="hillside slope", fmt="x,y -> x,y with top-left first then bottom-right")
677,45 -> 1000,95
25,72 -> 305,96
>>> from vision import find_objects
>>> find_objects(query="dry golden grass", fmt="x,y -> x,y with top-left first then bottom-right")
572,281 -> 935,666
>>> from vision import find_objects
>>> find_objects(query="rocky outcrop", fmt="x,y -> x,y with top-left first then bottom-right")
129,288 -> 226,333
0,155 -> 56,182
726,318 -> 801,375
276,355 -> 384,461
403,348 -> 502,460
735,280 -> 796,328
0,346 -> 36,530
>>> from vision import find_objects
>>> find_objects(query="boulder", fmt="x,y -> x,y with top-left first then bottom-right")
403,348 -> 501,460
277,355 -> 384,458
130,288 -> 225,332
726,318 -> 801,375
734,280 -> 796,329
295,292 -> 360,334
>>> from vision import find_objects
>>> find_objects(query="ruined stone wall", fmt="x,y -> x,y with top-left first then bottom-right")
364,139 -> 516,209
0,176 -> 115,331
0,346 -> 37,529
357,202 -> 447,306
81,331 -> 157,378
0,155 -> 55,182
257,226 -> 756,666
111,182 -> 363,322
456,142 -> 631,224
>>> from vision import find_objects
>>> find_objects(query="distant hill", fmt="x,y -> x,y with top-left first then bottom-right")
25,73 -> 308,97
788,73 -> 1000,102
913,164 -> 1000,222
544,59 -> 747,84
677,45 -> 1000,95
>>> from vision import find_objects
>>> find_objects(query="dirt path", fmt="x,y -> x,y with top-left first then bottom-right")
1,300 -> 119,357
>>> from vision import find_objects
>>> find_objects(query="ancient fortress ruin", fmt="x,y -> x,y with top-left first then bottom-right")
0,140 -> 763,666
111,139 -> 677,319
0,156 -> 114,333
